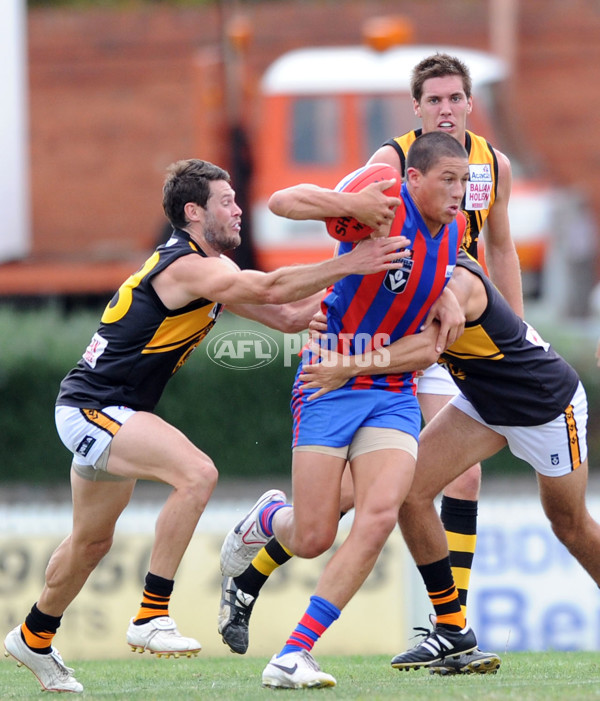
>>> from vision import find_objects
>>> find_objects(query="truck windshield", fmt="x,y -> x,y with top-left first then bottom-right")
292,97 -> 340,165
361,94 -> 419,159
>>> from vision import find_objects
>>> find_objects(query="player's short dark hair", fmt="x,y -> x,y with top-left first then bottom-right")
406,131 -> 468,173
163,159 -> 231,229
411,53 -> 472,102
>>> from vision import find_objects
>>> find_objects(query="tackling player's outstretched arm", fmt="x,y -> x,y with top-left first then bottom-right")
153,234 -> 410,310
229,291 -> 324,334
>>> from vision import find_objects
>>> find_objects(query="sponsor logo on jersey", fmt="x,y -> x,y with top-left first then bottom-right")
82,332 -> 108,369
466,164 -> 493,211
469,164 -> 492,181
384,258 -> 413,294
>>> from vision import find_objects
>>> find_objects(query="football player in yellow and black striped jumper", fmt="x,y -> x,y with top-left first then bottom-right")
299,250 -> 597,673
3,158 -> 406,694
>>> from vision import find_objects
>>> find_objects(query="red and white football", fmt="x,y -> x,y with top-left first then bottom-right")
325,162 -> 401,242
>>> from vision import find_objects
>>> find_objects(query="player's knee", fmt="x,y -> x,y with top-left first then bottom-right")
548,510 -> 581,548
183,455 -> 218,494
86,536 -> 114,566
545,497 -> 591,549
397,495 -> 428,538
378,508 -> 399,536
360,509 -> 398,549
292,527 -> 336,559
199,456 -> 219,490
444,464 -> 481,500
400,489 -> 427,515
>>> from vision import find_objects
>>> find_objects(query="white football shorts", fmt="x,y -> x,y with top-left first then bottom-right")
450,382 -> 588,477
55,405 -> 135,475
415,362 -> 459,397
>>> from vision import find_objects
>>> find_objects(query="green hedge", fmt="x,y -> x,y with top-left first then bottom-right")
0,306 -> 300,484
0,305 -> 598,484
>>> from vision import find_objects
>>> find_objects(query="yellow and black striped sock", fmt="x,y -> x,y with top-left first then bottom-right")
21,603 -> 62,654
417,556 -> 465,630
232,512 -> 346,599
234,538 -> 293,598
133,572 -> 173,624
440,496 -> 478,617
255,538 -> 293,577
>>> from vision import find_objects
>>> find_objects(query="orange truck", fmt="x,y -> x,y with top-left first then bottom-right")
1,16 -> 562,300
249,40 -> 556,297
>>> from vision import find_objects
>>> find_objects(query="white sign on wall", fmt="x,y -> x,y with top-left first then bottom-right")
0,501 -> 409,659
467,496 -> 600,652
3,492 -> 600,658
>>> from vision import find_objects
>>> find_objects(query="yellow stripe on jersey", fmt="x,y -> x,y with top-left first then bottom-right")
81,408 -> 122,437
143,304 -> 217,354
445,324 -> 505,361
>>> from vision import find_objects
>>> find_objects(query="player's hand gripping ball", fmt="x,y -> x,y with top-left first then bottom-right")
325,163 -> 401,242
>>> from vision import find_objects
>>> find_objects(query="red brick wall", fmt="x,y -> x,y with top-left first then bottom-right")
25,0 -> 600,272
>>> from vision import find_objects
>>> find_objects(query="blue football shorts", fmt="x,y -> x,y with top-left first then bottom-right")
291,384 -> 421,450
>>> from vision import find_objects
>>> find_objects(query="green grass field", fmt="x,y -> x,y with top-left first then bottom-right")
2,652 -> 600,699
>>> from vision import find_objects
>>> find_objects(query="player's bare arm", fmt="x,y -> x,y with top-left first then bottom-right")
482,149 -> 524,317
153,235 -> 410,309
229,291 -> 324,334
268,181 -> 401,230
420,285 -> 465,352
367,144 -> 402,170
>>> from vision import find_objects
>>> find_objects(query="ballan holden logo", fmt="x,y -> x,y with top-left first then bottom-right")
206,330 -> 279,370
